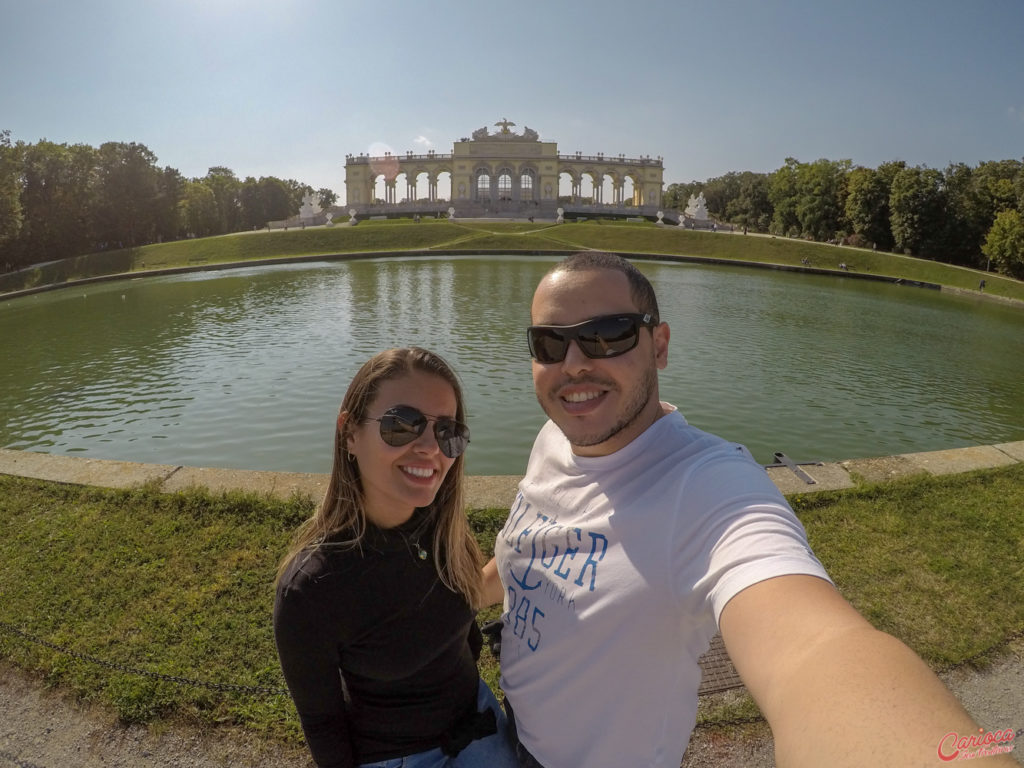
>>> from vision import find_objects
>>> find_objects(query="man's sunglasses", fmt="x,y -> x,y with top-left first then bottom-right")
368,405 -> 470,459
527,313 -> 658,364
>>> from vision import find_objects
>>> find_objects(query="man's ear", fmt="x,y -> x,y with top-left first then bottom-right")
653,322 -> 670,369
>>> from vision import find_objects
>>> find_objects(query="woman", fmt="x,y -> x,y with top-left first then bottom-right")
274,348 -> 515,768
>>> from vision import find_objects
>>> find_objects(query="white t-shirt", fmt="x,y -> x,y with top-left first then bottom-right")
494,406 -> 831,768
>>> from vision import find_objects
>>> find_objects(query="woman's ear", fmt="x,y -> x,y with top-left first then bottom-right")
338,411 -> 353,453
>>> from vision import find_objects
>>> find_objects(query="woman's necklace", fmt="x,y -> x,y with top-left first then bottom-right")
399,532 -> 428,561
398,514 -> 430,561
410,536 -> 428,561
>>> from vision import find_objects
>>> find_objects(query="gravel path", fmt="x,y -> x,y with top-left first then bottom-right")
2,638 -> 1021,768
0,663 -> 311,768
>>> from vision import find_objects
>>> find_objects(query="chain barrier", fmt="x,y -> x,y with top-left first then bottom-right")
3,620 -> 1021,765
0,619 -> 288,768
942,628 -> 1024,673
693,715 -> 764,730
0,619 -> 289,696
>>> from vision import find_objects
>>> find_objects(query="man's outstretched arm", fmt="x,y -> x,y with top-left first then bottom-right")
720,574 -> 1017,767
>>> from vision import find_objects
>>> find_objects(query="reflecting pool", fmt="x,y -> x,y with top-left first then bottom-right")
2,255 -> 1022,476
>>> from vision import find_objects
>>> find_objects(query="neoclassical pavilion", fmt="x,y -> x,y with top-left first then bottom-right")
343,119 -> 665,219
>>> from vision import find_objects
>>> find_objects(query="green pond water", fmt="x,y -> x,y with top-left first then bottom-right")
2,255 -> 1022,476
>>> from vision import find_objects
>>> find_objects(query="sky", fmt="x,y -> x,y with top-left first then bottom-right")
2,0 -> 1022,205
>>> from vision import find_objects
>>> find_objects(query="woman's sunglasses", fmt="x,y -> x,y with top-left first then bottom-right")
527,313 -> 658,364
368,405 -> 470,459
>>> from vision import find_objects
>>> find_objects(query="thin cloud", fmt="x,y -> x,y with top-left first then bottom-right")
413,135 -> 433,147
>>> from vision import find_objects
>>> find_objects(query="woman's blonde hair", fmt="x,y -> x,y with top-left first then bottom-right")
276,347 -> 484,609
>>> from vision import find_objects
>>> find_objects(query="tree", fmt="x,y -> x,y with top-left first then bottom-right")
1015,164 -> 1024,212
15,140 -> 98,263
317,187 -> 338,209
769,158 -> 801,236
663,182 -> 703,211
724,172 -> 772,231
181,180 -> 218,238
701,173 -> 742,218
973,159 -> 1022,216
154,166 -> 186,242
239,176 -> 267,231
794,159 -> 850,241
981,209 -> 1024,278
845,164 -> 900,250
0,130 -> 24,259
93,141 -> 160,248
283,179 -> 310,215
203,166 -> 241,235
942,163 -> 990,267
889,166 -> 947,257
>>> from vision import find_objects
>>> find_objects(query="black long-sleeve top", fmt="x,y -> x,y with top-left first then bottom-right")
273,509 -> 479,768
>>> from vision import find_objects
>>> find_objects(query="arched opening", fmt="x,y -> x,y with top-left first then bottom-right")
373,173 -> 388,204
496,168 -> 513,201
520,169 -> 535,202
413,170 -> 430,201
622,176 -> 636,207
435,170 -> 452,202
475,170 -> 491,202
558,171 -> 577,203
625,172 -> 643,206
581,172 -> 599,204
395,172 -> 410,203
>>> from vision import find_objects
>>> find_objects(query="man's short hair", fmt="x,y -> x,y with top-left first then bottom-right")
548,252 -> 660,322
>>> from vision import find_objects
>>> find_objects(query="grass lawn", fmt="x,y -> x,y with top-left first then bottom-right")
3,219 -> 1023,304
1,464 -> 1022,742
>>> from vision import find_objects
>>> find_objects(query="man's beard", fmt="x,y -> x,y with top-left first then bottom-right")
539,364 -> 657,448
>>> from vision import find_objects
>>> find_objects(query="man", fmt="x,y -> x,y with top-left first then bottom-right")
482,252 -> 1013,768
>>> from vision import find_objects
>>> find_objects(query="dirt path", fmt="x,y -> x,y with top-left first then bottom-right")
0,663 -> 311,768
3,639 -> 1022,768
680,637 -> 1024,767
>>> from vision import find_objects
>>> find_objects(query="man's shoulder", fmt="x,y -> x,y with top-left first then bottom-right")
651,409 -> 750,462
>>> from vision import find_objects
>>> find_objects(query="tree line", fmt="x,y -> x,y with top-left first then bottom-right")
0,130 -> 337,270
3,130 -> 1023,279
663,157 -> 1024,279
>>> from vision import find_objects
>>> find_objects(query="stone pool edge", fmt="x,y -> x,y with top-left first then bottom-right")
1,442 -> 1023,509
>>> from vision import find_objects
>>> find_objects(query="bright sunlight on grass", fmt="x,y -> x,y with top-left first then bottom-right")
1,465 -> 1022,742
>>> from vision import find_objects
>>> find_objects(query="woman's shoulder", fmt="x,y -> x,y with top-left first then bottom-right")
278,541 -> 369,595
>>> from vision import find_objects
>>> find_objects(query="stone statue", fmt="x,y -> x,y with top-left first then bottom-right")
522,126 -> 539,141
472,126 -> 489,140
299,192 -> 322,221
495,117 -> 516,134
685,192 -> 709,221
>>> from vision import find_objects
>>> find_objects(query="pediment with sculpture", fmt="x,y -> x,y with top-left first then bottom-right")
471,118 -> 540,142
